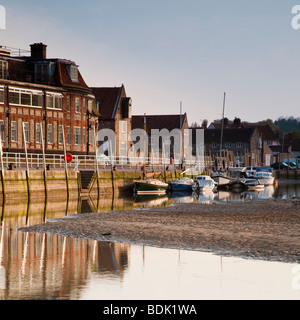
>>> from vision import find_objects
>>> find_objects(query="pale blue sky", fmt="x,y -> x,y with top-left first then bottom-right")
0,0 -> 299,124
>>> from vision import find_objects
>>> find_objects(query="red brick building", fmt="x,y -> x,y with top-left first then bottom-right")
0,43 -> 99,155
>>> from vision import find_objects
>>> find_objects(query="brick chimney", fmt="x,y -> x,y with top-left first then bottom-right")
30,43 -> 47,60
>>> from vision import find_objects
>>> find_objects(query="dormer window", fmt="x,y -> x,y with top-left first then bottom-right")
0,60 -> 8,79
70,65 -> 78,82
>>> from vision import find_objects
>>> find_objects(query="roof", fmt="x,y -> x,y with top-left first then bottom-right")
91,86 -> 123,119
204,128 -> 256,144
132,114 -> 187,134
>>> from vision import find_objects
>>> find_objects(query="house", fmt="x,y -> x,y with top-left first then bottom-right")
91,85 -> 132,158
0,43 -> 99,155
131,113 -> 189,162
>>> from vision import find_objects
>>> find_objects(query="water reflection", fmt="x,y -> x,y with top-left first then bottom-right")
0,181 -> 299,300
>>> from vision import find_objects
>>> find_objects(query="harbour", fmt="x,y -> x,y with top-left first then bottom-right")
0,180 -> 300,300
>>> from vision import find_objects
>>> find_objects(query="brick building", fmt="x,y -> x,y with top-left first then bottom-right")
0,43 -> 99,156
91,85 -> 132,158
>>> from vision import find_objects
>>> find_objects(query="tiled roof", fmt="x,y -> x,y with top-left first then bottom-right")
56,62 -> 90,89
132,114 -> 187,134
91,87 -> 123,120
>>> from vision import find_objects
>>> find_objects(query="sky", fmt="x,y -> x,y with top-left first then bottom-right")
0,0 -> 300,125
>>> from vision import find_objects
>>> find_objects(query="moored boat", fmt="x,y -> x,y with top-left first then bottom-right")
169,177 -> 194,192
134,178 -> 169,195
193,175 -> 218,192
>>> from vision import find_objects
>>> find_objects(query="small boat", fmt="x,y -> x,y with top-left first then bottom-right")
169,177 -> 194,192
211,171 -> 231,188
134,178 -> 169,195
243,179 -> 265,190
253,171 -> 275,186
193,175 -> 218,192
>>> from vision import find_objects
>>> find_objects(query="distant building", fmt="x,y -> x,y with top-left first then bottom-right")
132,113 -> 189,161
0,43 -> 99,155
91,85 -> 132,158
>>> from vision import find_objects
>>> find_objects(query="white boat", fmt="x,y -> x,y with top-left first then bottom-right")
193,175 -> 218,191
211,171 -> 231,188
253,171 -> 275,186
243,179 -> 265,190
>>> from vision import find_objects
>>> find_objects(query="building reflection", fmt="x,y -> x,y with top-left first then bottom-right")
0,195 -> 132,300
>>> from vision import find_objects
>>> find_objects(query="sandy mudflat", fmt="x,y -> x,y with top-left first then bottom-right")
19,198 -> 300,263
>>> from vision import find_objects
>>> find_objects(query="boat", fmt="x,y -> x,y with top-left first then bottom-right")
243,179 -> 265,190
211,171 -> 231,188
169,177 -> 194,192
193,175 -> 218,191
228,167 -> 257,191
134,178 -> 169,195
253,170 -> 275,186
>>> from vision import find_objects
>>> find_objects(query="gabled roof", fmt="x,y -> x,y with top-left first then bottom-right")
132,114 -> 187,134
91,86 -> 123,120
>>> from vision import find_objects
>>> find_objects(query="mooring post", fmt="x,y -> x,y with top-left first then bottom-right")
22,122 -> 31,201
0,134 -> 5,202
39,123 -> 48,200
94,126 -> 100,198
62,126 -> 70,199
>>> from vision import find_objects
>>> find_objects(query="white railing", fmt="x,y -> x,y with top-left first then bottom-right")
1,152 -> 207,171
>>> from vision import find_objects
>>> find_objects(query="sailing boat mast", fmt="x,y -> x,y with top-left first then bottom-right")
220,92 -> 226,160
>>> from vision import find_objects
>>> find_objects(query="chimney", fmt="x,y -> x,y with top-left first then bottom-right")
30,43 -> 47,60
233,117 -> 241,127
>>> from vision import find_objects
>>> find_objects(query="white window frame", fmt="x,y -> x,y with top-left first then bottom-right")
70,65 -> 79,82
58,125 -> 63,145
46,93 -> 63,110
212,142 -> 218,149
47,124 -> 53,144
66,126 -> 71,145
120,141 -> 127,158
9,87 -> 43,108
75,97 -> 81,113
0,86 -> 4,104
225,142 -> 231,148
11,121 -> 17,142
236,142 -> 244,148
74,127 -> 81,145
23,122 -> 30,143
36,123 -> 42,144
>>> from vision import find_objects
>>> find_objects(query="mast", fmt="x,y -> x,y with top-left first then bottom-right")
220,92 -> 226,159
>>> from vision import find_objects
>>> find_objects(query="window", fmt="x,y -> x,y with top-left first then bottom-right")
225,142 -> 231,148
83,99 -> 86,114
212,142 -> 218,149
70,65 -> 78,82
0,60 -> 8,79
236,142 -> 244,148
0,86 -> 4,103
67,126 -> 71,145
23,122 -> 30,143
67,96 -> 71,112
36,64 -> 48,83
47,124 -> 53,144
0,120 -> 4,142
47,93 -> 63,110
120,142 -> 127,157
89,130 -> 94,145
74,127 -> 81,145
36,123 -> 42,143
75,98 -> 81,113
11,121 -> 17,142
58,125 -> 63,144
83,127 -> 86,145
9,87 -> 43,107
88,100 -> 93,112
120,121 -> 126,134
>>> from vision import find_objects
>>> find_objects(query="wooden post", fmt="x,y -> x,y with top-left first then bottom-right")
40,122 -> 48,199
62,126 -> 69,199
0,134 -> 5,202
22,122 -> 30,201
93,126 -> 100,197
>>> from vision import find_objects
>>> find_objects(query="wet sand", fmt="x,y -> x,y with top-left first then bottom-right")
19,198 -> 300,263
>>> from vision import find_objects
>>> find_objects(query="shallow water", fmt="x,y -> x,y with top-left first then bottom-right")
0,182 -> 300,300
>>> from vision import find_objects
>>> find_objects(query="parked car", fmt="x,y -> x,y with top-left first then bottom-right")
97,153 -> 111,165
271,162 -> 289,170
285,161 -> 297,170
